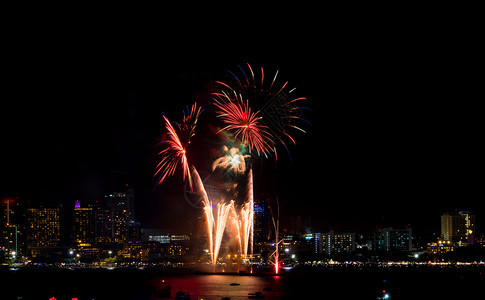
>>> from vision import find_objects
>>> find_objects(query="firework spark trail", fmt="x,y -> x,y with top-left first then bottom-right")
248,167 -> 254,258
154,115 -> 190,186
212,147 -> 254,260
268,197 -> 281,274
238,167 -> 254,260
212,146 -> 249,174
213,200 -> 235,269
204,202 -> 215,265
192,165 -> 237,268
154,103 -> 202,190
231,212 -> 243,256
191,166 -> 214,262
239,201 -> 251,259
180,102 -> 202,141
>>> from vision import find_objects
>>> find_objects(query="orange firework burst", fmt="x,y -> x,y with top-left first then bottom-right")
154,102 -> 202,189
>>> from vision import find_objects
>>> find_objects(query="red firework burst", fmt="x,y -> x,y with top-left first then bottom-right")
213,93 -> 274,156
154,102 -> 202,189
213,63 -> 309,159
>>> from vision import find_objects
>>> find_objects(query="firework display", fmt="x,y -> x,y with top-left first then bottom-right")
155,64 -> 308,273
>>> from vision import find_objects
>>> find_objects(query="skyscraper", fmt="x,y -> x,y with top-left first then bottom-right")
253,197 -> 269,243
95,203 -> 112,244
125,188 -> 135,224
106,192 -> 130,243
95,189 -> 134,244
441,211 -> 475,245
1,199 -> 20,260
441,213 -> 453,241
73,200 -> 95,247
26,207 -> 61,257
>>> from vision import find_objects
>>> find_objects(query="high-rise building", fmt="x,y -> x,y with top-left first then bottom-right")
2,224 -> 18,261
128,221 -> 142,244
253,197 -> 269,243
125,188 -> 135,224
26,207 -> 61,257
326,231 -> 355,255
95,203 -> 112,244
315,231 -> 356,256
441,211 -> 475,246
106,192 -> 130,243
95,189 -> 134,244
374,227 -> 412,252
1,199 -> 20,260
73,200 -> 95,247
441,213 -> 452,241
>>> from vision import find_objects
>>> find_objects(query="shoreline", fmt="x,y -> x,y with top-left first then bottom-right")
2,263 -> 484,275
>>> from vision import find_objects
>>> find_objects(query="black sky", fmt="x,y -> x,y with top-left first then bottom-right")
1,15 -> 483,234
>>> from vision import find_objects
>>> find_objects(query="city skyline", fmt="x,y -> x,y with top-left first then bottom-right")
2,191 -> 483,266
2,191 -> 482,237
2,175 -> 484,236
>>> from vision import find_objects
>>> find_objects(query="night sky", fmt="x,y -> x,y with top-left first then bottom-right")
1,17 -> 483,235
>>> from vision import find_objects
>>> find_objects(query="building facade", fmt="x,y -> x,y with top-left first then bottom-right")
95,190 -> 134,244
441,211 -> 475,246
253,197 -> 269,243
2,224 -> 18,260
1,198 -> 21,260
73,200 -> 95,247
315,231 -> 356,256
26,207 -> 61,257
374,227 -> 412,252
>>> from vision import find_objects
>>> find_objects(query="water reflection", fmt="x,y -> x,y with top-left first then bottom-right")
376,279 -> 392,300
4,269 -> 482,299
149,275 -> 285,299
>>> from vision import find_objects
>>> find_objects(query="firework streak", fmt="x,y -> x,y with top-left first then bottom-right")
154,103 -> 202,190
